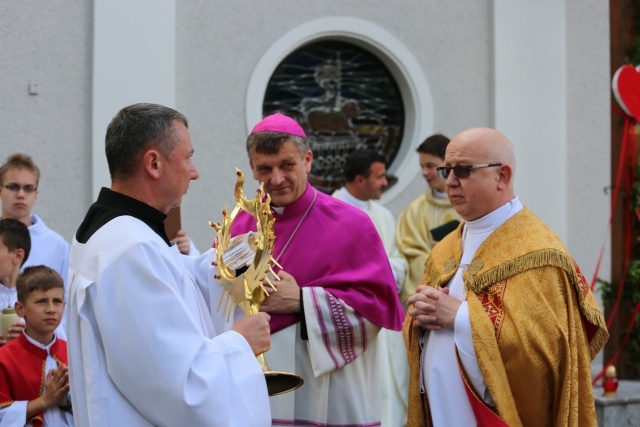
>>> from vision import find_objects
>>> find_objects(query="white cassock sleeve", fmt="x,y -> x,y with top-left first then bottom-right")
368,205 -> 407,293
0,399 -> 74,427
380,225 -> 408,293
454,301 -> 494,405
388,245 -> 408,293
186,248 -> 246,333
184,239 -> 200,257
302,287 -> 381,376
0,401 -> 27,427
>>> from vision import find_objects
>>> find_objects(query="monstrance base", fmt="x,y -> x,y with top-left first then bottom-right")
265,371 -> 304,396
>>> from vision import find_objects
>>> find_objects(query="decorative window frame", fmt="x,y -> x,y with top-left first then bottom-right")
246,17 -> 433,202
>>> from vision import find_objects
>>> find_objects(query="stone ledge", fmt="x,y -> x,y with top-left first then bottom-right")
594,380 -> 640,426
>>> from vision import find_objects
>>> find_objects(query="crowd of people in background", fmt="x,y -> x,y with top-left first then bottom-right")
0,105 -> 607,427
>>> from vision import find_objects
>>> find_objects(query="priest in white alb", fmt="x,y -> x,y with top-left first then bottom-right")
66,103 -> 272,427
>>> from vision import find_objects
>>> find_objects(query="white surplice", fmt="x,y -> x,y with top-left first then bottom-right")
66,216 -> 270,427
23,214 -> 70,282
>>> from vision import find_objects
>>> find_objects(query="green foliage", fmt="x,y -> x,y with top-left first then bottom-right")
598,270 -> 640,375
616,156 -> 640,376
597,277 -> 614,307
630,38 -> 640,66
599,0 -> 640,378
598,155 -> 640,377
621,313 -> 640,376
598,260 -> 640,376
625,163 -> 640,376
633,171 -> 640,209
599,256 -> 640,306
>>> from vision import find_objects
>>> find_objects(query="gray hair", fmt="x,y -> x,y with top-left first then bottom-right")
246,132 -> 308,158
105,103 -> 188,179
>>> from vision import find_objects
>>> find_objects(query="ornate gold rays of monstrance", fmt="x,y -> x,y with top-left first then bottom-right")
209,168 -> 304,396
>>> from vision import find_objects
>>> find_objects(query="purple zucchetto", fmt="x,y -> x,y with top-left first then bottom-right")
250,113 -> 306,138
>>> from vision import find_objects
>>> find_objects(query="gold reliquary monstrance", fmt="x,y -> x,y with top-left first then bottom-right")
210,168 -> 304,396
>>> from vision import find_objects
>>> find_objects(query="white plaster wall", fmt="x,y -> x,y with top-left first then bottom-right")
92,0 -> 176,199
0,1 -> 93,243
565,0 -> 611,285
176,1 -> 494,251
493,0 -> 610,287
565,0 -> 611,372
495,0 -> 568,240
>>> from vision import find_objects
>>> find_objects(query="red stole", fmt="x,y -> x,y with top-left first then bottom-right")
0,333 -> 68,427
459,361 -> 510,427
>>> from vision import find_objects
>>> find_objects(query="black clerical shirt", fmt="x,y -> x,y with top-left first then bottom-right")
75,188 -> 171,245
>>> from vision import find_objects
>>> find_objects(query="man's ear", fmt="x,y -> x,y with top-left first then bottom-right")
353,175 -> 366,187
304,150 -> 313,174
143,150 -> 162,180
12,248 -> 24,267
14,300 -> 25,318
496,164 -> 513,189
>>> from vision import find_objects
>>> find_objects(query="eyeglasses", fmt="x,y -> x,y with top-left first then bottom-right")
1,183 -> 38,194
436,163 -> 502,180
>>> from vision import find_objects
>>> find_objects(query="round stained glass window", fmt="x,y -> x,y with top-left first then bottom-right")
262,40 -> 405,194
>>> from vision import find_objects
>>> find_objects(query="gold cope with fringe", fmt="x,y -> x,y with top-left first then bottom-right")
404,208 -> 608,427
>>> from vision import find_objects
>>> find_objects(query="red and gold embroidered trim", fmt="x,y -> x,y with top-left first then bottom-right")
476,279 -> 507,340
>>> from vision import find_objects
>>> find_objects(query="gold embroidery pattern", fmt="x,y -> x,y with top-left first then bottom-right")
467,258 -> 483,275
476,279 -> 507,340
443,257 -> 457,274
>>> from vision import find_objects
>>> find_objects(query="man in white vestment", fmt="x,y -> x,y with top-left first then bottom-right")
332,149 -> 407,289
332,149 -> 409,427
66,103 -> 272,427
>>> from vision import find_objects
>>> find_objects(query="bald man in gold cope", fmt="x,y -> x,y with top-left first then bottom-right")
403,128 -> 608,427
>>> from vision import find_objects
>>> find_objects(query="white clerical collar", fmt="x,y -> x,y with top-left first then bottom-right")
432,189 -> 448,199
338,187 -> 370,211
24,329 -> 57,352
272,206 -> 285,215
465,197 -> 523,235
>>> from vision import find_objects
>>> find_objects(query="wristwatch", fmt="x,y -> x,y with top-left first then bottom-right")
58,393 -> 72,412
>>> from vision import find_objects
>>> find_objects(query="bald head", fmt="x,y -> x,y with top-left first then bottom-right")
444,128 -> 516,220
450,128 -> 515,171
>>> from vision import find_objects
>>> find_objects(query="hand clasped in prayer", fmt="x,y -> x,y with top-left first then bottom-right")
261,270 -> 301,314
407,285 -> 461,330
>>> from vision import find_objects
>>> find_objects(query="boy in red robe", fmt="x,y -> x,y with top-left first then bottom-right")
0,265 -> 74,426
